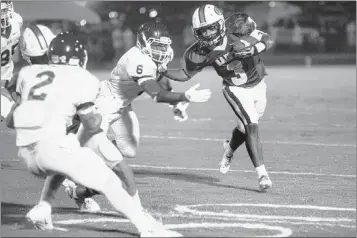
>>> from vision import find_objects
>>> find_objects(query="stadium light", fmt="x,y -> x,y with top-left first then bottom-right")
109,11 -> 118,19
80,19 -> 86,26
139,7 -> 146,14
149,9 -> 158,18
269,1 -> 276,7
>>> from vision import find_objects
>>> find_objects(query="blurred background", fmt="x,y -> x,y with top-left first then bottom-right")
13,1 -> 356,69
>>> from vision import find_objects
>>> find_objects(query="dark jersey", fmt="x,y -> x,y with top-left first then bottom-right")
184,30 -> 268,88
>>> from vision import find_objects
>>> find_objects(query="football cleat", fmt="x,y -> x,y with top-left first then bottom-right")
63,179 -> 101,213
219,140 -> 234,174
25,203 -> 53,230
258,175 -> 272,190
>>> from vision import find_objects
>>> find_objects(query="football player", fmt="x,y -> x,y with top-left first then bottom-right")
5,32 -> 182,237
17,26 -> 158,220
63,20 -> 212,211
162,6 -> 274,190
14,24 -> 103,213
1,1 -> 22,120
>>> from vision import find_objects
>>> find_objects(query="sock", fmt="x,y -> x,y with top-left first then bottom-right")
255,165 -> 268,178
132,190 -> 143,209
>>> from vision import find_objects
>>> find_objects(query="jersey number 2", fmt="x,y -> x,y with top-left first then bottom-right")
28,71 -> 55,101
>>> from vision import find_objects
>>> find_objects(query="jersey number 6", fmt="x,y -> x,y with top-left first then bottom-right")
136,65 -> 143,74
28,71 -> 55,101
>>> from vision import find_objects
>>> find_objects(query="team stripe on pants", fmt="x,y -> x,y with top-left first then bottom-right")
222,86 -> 252,125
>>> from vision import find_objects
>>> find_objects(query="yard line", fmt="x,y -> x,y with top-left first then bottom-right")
130,164 -> 356,178
141,135 -> 356,148
1,130 -> 355,148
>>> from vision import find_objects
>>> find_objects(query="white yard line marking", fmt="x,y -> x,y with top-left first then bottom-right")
0,130 -> 355,148
175,203 -> 356,225
130,164 -> 356,178
141,135 -> 356,148
165,222 -> 293,237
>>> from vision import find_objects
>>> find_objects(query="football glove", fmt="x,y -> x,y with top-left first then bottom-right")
184,83 -> 212,103
171,102 -> 189,122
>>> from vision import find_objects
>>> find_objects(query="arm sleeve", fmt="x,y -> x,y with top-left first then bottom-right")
249,30 -> 274,53
163,68 -> 192,82
183,43 -> 207,78
140,79 -> 188,104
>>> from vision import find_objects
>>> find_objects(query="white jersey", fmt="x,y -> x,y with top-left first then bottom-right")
107,46 -> 159,108
13,64 -> 100,146
1,12 -> 22,81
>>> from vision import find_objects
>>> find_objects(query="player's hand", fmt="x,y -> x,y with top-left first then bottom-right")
234,46 -> 255,58
171,102 -> 189,122
184,83 -> 212,103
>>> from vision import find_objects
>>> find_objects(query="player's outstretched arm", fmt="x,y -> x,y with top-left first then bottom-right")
163,68 -> 193,82
140,79 -> 211,104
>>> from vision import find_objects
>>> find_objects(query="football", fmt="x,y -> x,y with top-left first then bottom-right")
232,35 -> 259,52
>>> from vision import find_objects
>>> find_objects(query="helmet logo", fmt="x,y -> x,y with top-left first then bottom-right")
214,7 -> 222,15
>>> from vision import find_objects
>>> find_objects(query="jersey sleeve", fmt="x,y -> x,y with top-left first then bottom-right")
75,70 -> 100,115
13,12 -> 23,28
127,57 -> 157,85
183,43 -> 207,76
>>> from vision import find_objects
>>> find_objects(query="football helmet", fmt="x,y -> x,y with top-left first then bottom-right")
47,32 -> 88,69
1,1 -> 13,28
136,21 -> 173,64
225,12 -> 257,37
20,24 -> 56,65
192,4 -> 225,47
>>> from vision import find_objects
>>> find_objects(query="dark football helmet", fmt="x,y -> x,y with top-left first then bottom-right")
47,32 -> 88,68
136,20 -> 173,64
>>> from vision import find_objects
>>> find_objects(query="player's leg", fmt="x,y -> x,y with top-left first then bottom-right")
109,105 -> 140,195
222,85 -> 271,190
25,174 -> 65,230
34,135 -> 181,236
78,123 -> 140,200
220,87 -> 248,173
253,80 -> 272,190
111,104 -> 140,159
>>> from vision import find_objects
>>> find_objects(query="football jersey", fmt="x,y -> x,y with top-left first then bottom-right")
13,64 -> 100,146
107,46 -> 158,108
1,12 -> 22,81
184,29 -> 268,88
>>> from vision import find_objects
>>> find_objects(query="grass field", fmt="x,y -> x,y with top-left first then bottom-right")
1,66 -> 356,237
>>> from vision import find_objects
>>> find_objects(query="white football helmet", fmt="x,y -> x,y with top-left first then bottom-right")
192,4 -> 226,47
1,1 -> 14,28
136,21 -> 173,65
20,24 -> 56,64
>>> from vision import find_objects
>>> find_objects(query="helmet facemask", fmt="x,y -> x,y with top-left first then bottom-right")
1,1 -> 13,29
137,33 -> 173,64
194,19 -> 226,47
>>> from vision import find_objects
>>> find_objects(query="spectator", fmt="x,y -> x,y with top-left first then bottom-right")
123,26 -> 134,52
346,20 -> 356,48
